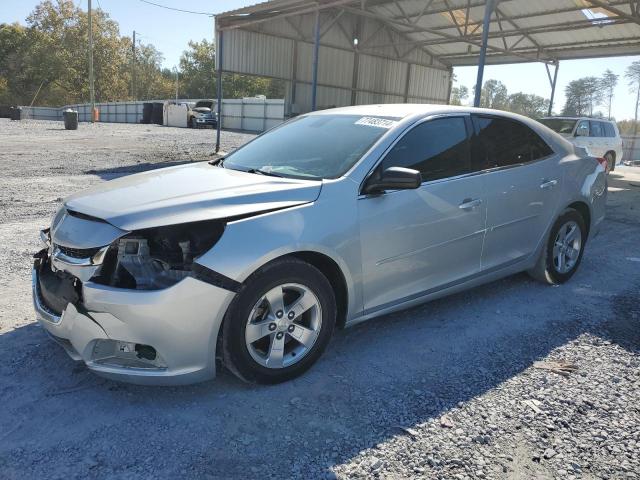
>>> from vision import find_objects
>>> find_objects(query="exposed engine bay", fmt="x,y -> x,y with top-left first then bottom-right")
93,220 -> 225,290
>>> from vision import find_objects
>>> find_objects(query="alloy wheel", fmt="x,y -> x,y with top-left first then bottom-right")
245,283 -> 322,369
553,220 -> 582,274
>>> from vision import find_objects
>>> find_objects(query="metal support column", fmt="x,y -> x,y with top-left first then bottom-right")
88,0 -> 96,121
546,61 -> 559,116
290,40 -> 298,114
215,26 -> 224,154
473,0 -> 497,107
311,10 -> 321,111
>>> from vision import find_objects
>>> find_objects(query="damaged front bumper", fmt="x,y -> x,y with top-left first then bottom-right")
33,254 -> 236,385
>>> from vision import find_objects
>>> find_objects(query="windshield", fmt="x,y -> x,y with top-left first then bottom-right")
539,118 -> 577,135
223,114 -> 399,179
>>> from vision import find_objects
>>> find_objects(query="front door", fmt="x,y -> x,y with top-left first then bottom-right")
573,119 -> 593,155
358,115 -> 487,313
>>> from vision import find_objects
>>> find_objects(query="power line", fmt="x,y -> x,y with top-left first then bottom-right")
138,0 -> 214,16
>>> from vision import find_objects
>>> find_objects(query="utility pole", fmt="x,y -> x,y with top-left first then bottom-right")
88,0 -> 96,122
131,30 -> 136,100
174,67 -> 179,102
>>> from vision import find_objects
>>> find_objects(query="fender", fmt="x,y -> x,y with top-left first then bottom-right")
195,181 -> 364,321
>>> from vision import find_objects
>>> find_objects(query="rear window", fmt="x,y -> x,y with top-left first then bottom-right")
603,122 -> 616,137
590,121 -> 604,138
472,116 -> 554,169
539,118 -> 577,135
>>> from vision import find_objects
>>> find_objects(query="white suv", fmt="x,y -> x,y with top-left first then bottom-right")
539,117 -> 623,172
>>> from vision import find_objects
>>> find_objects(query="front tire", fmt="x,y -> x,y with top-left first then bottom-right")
222,258 -> 336,384
528,208 -> 587,285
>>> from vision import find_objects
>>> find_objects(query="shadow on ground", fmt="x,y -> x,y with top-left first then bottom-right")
84,160 -> 195,180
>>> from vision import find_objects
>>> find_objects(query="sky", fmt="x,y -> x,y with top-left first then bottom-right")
2,0 -> 639,120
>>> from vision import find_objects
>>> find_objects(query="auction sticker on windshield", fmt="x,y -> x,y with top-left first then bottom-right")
355,117 -> 398,129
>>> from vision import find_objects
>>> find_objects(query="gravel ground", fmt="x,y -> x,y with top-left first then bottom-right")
0,119 -> 639,480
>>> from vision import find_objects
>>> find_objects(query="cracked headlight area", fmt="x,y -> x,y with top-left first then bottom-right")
92,220 -> 224,290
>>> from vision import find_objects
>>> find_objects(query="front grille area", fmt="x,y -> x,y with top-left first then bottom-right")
55,244 -> 101,259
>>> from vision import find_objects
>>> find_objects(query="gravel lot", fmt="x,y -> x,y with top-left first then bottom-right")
0,119 -> 639,480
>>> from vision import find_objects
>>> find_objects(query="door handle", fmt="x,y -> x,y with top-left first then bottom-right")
540,179 -> 558,190
459,198 -> 483,210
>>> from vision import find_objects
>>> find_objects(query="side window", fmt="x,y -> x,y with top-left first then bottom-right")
603,122 -> 616,138
576,120 -> 590,137
471,116 -> 553,169
529,129 -> 554,160
381,116 -> 470,182
590,121 -> 604,138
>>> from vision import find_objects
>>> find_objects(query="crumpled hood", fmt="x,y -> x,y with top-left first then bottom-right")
65,162 -> 322,231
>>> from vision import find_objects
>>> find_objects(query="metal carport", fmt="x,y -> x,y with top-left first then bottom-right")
213,0 -> 640,150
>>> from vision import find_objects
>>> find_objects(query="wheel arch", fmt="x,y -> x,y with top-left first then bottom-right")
566,201 -> 591,235
286,251 -> 349,328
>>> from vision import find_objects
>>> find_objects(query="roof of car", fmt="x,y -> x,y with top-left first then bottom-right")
541,116 -> 613,123
308,104 -> 543,122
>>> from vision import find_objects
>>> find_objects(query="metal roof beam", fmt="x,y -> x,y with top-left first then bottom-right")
218,0 -> 359,30
585,0 -> 640,25
341,5 -> 550,63
381,0 -> 630,23
494,5 -> 547,57
441,36 -> 640,62
359,16 -> 631,50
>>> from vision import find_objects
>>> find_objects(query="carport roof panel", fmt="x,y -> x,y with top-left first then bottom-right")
216,0 -> 640,66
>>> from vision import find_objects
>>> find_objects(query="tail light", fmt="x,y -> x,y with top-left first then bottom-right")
596,157 -> 608,169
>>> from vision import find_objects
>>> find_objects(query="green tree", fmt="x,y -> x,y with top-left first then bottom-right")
562,77 -> 603,117
617,119 -> 640,135
24,0 -> 132,105
507,92 -> 549,118
480,79 -> 508,109
0,22 -> 30,104
179,39 -> 216,99
625,61 -> 640,133
600,69 -> 618,120
450,85 -> 469,106
133,42 -> 174,100
0,1 -> 286,107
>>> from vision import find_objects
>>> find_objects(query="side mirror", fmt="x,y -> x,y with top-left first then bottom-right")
363,166 -> 422,195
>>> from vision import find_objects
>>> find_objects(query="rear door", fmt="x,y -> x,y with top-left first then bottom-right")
589,120 -> 606,158
604,122 -> 624,161
358,115 -> 487,313
471,115 -> 562,271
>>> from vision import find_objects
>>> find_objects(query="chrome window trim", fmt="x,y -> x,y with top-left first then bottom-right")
358,112 -> 559,198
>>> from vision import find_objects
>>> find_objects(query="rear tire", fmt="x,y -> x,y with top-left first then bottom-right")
222,258 -> 336,384
605,152 -> 615,172
528,208 -> 587,285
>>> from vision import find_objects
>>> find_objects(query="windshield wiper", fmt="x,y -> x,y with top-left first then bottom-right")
208,157 -> 225,167
245,168 -> 284,178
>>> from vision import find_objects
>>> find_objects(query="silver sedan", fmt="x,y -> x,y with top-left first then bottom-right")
33,105 -> 607,385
